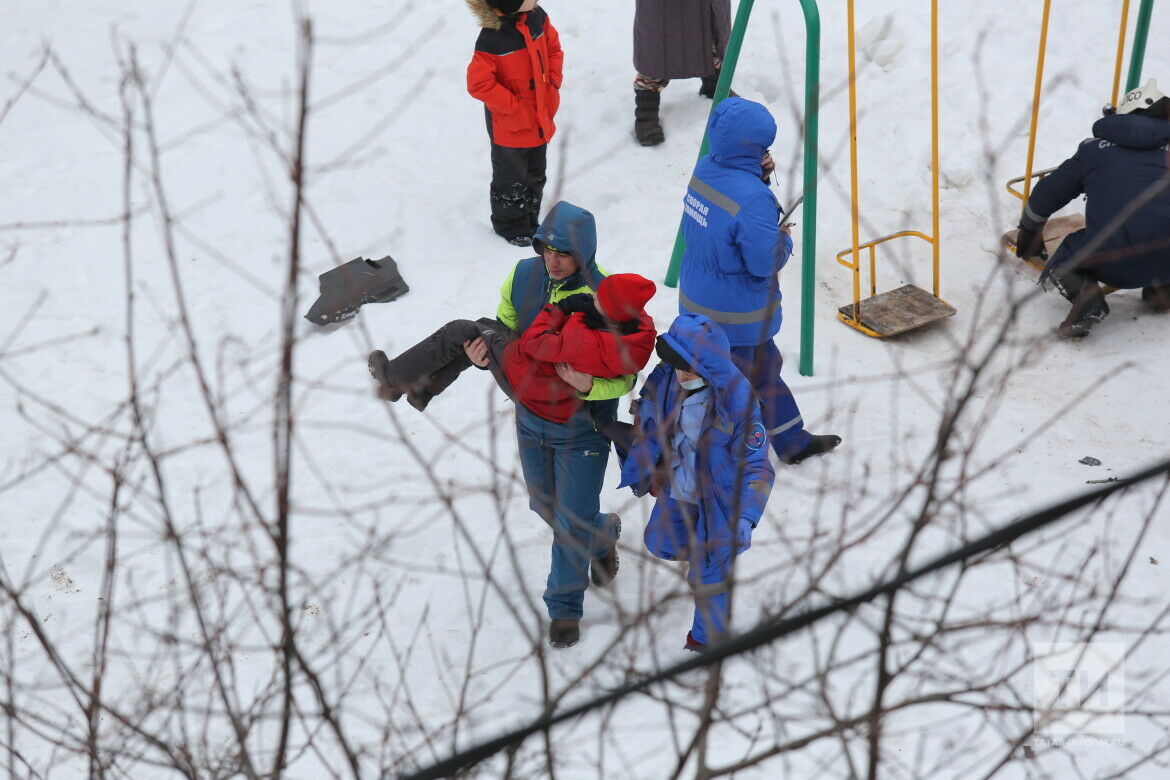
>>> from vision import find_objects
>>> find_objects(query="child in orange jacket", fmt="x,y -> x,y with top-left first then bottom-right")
466,0 -> 563,246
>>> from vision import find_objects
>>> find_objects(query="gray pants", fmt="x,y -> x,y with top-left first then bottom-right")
381,317 -> 517,406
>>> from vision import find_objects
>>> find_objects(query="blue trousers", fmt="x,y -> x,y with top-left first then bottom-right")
515,406 -> 613,620
730,341 -> 811,459
643,499 -> 734,645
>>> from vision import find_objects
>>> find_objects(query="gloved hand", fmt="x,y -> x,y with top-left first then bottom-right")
735,517 -> 753,553
556,293 -> 596,315
1015,224 -> 1047,261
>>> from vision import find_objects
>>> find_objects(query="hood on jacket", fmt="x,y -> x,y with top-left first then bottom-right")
1092,113 -> 1170,151
466,0 -> 539,30
657,313 -> 754,423
706,97 -> 777,175
532,200 -> 603,290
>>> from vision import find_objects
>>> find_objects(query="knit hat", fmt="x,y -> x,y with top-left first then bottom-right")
1117,78 -> 1168,115
655,336 -> 695,372
487,0 -> 524,14
596,273 -> 656,322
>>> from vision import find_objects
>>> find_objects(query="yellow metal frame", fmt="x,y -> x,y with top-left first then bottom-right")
1004,165 -> 1057,201
1009,0 -> 1132,203
835,231 -> 934,298
838,1 -> 942,336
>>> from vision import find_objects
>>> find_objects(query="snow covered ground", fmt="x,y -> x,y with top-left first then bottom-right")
3,1 -> 1169,777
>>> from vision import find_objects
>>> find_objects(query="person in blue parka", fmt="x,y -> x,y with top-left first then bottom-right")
1016,78 -> 1170,338
678,97 -> 839,464
619,313 -> 775,651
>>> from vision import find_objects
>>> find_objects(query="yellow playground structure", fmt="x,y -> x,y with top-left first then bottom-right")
835,0 -> 955,339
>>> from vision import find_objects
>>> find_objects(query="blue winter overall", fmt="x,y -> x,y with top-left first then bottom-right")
620,314 -> 775,643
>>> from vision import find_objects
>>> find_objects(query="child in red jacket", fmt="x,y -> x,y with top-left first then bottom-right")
466,0 -> 563,246
369,274 -> 657,421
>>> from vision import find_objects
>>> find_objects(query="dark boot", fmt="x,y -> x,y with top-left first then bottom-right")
634,88 -> 665,146
368,351 -> 403,402
786,434 -> 842,465
549,619 -> 580,648
699,72 -> 719,98
590,514 -> 621,587
1058,283 -> 1109,338
699,70 -> 738,99
1142,283 -> 1170,313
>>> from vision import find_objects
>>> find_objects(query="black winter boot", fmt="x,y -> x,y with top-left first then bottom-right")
1057,283 -> 1109,338
1142,283 -> 1170,313
368,351 -> 403,402
634,88 -> 665,146
786,434 -> 843,465
699,71 -> 738,99
549,619 -> 580,648
699,73 -> 719,98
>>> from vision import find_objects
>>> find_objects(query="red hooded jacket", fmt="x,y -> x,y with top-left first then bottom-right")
467,2 -> 563,148
503,305 -> 656,423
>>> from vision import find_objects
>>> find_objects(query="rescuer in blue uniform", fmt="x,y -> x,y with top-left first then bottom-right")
678,97 -> 840,464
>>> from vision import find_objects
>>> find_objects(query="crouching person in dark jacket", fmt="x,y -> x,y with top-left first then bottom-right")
369,202 -> 658,649
619,313 -> 774,652
1016,78 -> 1170,338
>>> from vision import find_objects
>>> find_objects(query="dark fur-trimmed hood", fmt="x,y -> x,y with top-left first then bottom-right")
466,0 -> 540,30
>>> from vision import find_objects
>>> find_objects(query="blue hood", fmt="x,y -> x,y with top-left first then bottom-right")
706,97 -> 777,176
657,313 -> 754,423
532,200 -> 603,288
1092,113 -> 1170,151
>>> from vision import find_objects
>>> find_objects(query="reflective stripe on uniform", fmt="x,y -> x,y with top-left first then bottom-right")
768,416 -> 802,436
693,580 -> 730,597
679,289 -> 777,326
689,176 -> 741,217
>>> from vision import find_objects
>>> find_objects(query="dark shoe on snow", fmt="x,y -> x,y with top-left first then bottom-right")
1057,284 -> 1109,339
549,619 -> 580,648
590,514 -> 621,587
684,631 -> 705,653
505,234 -> 533,247
368,350 -> 404,402
305,256 -> 409,325
785,434 -> 842,465
1142,284 -> 1170,313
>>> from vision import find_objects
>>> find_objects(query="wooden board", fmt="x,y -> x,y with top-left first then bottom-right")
838,284 -> 956,338
1001,214 -> 1086,272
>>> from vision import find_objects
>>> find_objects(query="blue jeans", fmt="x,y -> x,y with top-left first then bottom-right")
644,499 -> 734,644
515,406 -> 613,620
730,342 -> 812,459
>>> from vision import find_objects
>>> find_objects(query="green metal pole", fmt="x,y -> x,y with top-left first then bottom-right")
797,0 -> 820,376
662,0 -> 757,288
1125,0 -> 1155,91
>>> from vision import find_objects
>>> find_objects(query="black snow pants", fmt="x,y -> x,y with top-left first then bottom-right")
381,318 -> 517,409
489,143 -> 546,241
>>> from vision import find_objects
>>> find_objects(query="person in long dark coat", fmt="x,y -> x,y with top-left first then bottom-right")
1016,78 -> 1170,337
632,0 -> 731,146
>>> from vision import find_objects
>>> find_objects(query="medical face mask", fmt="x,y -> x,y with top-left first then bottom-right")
679,377 -> 707,391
